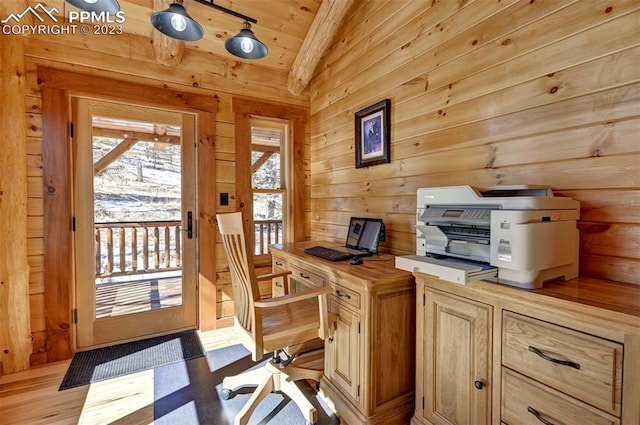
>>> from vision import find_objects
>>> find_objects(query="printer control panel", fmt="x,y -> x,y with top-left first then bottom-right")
420,207 -> 492,226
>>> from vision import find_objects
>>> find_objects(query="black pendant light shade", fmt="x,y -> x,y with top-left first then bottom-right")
150,0 -> 267,59
225,22 -> 268,59
151,2 -> 204,41
65,0 -> 120,14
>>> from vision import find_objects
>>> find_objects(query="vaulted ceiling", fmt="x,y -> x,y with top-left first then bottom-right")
122,0 -> 322,72
43,0 -> 355,95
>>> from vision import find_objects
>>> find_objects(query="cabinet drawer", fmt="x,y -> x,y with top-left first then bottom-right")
272,277 -> 286,297
330,283 -> 360,310
502,368 -> 619,425
272,256 -> 287,271
290,264 -> 326,289
502,312 -> 622,416
272,255 -> 287,297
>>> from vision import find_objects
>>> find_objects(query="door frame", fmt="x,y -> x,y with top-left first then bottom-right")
40,67 -> 218,360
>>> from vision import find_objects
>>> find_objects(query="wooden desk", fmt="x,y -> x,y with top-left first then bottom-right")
269,242 -> 415,425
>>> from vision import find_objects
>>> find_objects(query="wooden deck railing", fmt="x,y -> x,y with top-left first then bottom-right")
254,219 -> 283,255
94,220 -> 181,278
95,218 -> 282,277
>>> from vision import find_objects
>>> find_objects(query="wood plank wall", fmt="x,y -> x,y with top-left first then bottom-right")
308,0 -> 640,285
17,29 -> 309,365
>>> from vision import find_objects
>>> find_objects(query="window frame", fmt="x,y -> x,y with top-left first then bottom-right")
233,98 -> 307,266
250,117 -> 290,263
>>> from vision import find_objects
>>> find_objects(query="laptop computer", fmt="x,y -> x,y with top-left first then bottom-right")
304,217 -> 384,261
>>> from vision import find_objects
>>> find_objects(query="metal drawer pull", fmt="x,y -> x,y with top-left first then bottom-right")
528,346 -> 581,369
336,290 -> 351,300
275,282 -> 283,287
275,261 -> 284,266
527,406 -> 557,425
299,273 -> 310,279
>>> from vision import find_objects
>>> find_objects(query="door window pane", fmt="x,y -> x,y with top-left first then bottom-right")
91,116 -> 183,318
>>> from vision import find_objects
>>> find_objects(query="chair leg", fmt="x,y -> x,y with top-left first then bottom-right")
279,377 -> 317,424
223,363 -> 320,425
223,366 -> 271,392
282,365 -> 323,383
234,370 -> 275,425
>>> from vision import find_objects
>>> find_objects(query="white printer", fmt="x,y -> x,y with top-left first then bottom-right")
395,185 -> 580,289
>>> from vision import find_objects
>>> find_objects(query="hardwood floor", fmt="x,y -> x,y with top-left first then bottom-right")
0,327 -> 239,425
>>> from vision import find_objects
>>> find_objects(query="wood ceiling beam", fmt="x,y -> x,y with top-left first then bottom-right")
152,0 -> 185,66
94,138 -> 140,175
92,118 -> 180,136
287,0 -> 355,96
251,151 -> 276,173
92,127 -> 180,144
251,144 -> 280,153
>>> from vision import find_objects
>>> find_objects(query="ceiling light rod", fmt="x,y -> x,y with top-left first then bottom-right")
192,0 -> 257,24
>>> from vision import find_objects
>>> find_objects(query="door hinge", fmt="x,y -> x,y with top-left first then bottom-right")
358,322 -> 361,334
423,292 -> 426,306
422,396 -> 425,410
69,122 -> 74,138
72,216 -> 76,232
357,385 -> 360,397
73,308 -> 78,324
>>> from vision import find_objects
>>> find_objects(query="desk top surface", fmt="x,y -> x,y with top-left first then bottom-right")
271,242 -> 640,320
418,271 -> 640,322
531,277 -> 640,318
269,241 -> 413,285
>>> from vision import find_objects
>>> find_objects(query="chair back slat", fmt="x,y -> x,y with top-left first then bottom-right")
216,212 -> 261,333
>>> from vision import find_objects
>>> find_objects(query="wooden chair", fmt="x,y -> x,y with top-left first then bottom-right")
216,212 -> 331,425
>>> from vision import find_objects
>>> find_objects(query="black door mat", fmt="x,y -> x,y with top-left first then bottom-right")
59,330 -> 205,391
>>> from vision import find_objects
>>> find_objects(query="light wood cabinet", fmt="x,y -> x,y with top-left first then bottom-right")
411,273 -> 640,425
325,292 -> 362,403
414,287 -> 492,425
270,243 -> 415,425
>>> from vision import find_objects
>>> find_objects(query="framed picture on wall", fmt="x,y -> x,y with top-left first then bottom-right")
355,99 -> 391,168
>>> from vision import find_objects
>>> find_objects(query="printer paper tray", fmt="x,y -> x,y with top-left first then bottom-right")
395,255 -> 497,285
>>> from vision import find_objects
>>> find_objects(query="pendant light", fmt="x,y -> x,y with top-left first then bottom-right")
65,0 -> 120,14
151,1 -> 203,42
151,0 -> 268,59
225,21 -> 268,60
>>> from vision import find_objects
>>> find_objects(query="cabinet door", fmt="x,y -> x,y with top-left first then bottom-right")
421,289 -> 492,425
326,298 -> 362,404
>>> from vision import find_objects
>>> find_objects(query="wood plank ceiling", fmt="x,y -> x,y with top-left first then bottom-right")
38,0 -> 352,94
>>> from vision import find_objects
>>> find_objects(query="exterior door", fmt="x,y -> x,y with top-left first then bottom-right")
72,97 -> 197,349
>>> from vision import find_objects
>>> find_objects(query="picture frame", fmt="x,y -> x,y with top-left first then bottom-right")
355,99 -> 391,168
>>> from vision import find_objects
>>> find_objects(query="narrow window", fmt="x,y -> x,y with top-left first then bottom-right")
250,117 -> 290,262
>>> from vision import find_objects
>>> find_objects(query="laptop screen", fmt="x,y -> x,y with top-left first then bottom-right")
345,217 -> 383,253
